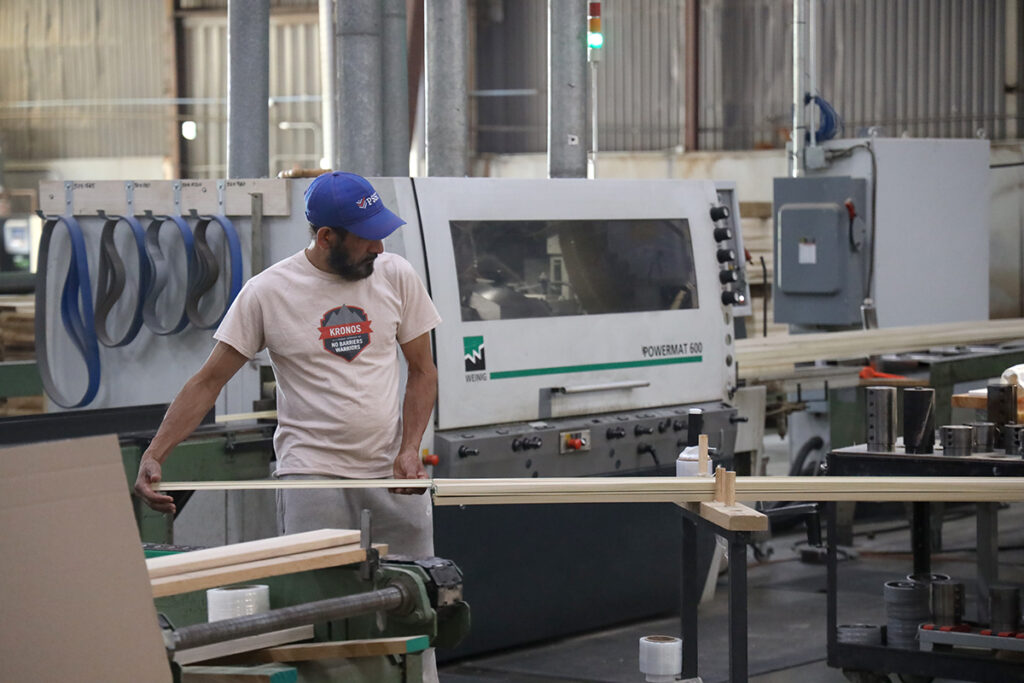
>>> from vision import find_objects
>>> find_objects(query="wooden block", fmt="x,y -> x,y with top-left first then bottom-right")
147,529 -> 360,579
698,435 -> 709,476
150,543 -> 387,598
739,201 -> 773,219
176,626 -> 315,666
249,636 -> 431,663
180,664 -> 297,683
698,501 -> 768,531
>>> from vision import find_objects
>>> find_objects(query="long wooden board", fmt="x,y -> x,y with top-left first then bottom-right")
156,476 -> 1024,504
150,543 -> 387,598
175,627 -> 315,665
147,529 -> 361,579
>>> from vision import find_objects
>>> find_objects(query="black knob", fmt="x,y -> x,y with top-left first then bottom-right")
721,290 -> 746,306
657,418 -> 672,433
458,445 -> 479,458
524,436 -> 543,450
710,205 -> 730,222
606,426 -> 626,439
719,269 -> 738,284
713,226 -> 733,242
673,419 -> 686,431
716,248 -> 735,264
635,424 -> 654,436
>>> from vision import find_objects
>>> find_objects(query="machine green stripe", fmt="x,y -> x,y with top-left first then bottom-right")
489,355 -> 702,379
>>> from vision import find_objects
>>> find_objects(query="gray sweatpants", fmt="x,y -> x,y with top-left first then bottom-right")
277,475 -> 437,682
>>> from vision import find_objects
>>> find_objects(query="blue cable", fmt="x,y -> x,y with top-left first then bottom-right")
35,215 -> 102,408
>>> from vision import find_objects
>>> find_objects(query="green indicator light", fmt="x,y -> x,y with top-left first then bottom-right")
588,32 -> 604,48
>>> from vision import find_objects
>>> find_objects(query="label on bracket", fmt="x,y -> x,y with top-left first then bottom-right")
223,178 -> 291,216
180,180 -> 220,216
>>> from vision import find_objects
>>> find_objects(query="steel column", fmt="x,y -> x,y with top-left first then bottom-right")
382,0 -> 410,176
318,0 -> 337,169
547,0 -> 588,179
425,0 -> 468,177
227,0 -> 270,178
337,0 -> 384,176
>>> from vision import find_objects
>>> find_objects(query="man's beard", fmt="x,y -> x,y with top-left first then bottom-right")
327,240 -> 376,281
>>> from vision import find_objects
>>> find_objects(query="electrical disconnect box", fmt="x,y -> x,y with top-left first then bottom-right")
773,176 -> 869,328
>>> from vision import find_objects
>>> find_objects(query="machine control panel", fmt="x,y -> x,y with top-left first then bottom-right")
714,183 -> 752,316
433,402 -> 738,478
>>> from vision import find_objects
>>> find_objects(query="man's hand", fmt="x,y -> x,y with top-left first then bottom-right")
391,447 -> 428,495
134,458 -> 177,514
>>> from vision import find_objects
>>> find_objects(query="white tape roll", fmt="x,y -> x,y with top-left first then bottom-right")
207,584 -> 270,622
638,635 -> 682,682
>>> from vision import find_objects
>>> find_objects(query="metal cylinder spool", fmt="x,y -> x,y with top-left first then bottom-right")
902,387 -> 935,454
940,425 -> 973,457
931,581 -> 964,627
866,386 -> 898,453
884,580 -> 930,649
988,585 -> 1021,633
1004,423 -> 1024,456
986,381 -> 1017,442
969,421 -> 996,453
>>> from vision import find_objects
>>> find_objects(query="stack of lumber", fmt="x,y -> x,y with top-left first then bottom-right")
736,318 -> 1024,381
147,528 -> 385,598
0,296 -> 42,416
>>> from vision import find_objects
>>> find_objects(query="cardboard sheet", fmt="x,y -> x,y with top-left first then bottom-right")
0,434 -> 172,682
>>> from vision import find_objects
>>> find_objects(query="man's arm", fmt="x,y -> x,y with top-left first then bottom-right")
392,332 -> 438,494
134,342 -> 249,513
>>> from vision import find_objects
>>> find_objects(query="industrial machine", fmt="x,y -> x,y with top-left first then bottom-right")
29,176 -> 755,657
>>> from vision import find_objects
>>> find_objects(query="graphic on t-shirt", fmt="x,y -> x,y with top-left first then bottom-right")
319,305 -> 372,361
464,335 -> 485,371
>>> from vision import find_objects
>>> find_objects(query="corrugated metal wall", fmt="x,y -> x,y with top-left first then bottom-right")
1,0 -> 1019,168
699,0 -> 1015,150
0,0 -> 170,160
179,12 -> 322,178
472,0 -> 1020,154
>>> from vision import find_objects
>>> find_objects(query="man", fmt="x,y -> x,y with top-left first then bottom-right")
134,171 -> 442,677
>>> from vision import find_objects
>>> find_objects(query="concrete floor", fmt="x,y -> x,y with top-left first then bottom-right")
437,440 -> 1024,683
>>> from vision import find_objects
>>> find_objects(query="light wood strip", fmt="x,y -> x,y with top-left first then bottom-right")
247,636 -> 430,663
147,529 -> 361,579
175,626 -> 315,665
156,476 -> 1024,504
150,543 -> 387,598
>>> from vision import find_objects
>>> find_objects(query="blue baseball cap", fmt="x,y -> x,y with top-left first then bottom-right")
304,172 -> 406,240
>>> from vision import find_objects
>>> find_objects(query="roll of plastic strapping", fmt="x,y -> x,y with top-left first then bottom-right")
207,584 -> 270,622
884,580 -> 929,649
638,635 -> 682,683
35,214 -> 102,408
837,624 -> 883,646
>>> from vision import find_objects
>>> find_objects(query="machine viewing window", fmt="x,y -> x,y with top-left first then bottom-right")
450,219 -> 698,321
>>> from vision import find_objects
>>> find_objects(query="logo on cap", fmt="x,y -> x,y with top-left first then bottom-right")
356,192 -> 381,210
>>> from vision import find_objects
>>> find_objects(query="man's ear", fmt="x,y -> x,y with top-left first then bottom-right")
314,226 -> 334,250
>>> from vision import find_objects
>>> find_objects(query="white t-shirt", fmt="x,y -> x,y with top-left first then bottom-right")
214,249 -> 441,478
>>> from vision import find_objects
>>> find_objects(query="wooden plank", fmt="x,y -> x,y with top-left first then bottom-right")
697,501 -> 768,531
176,627 -> 315,666
246,636 -> 431,663
150,543 -> 388,598
147,529 -> 361,579
156,479 -> 432,492
180,664 -> 297,683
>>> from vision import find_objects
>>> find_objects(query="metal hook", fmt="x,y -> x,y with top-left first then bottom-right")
97,209 -> 109,221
